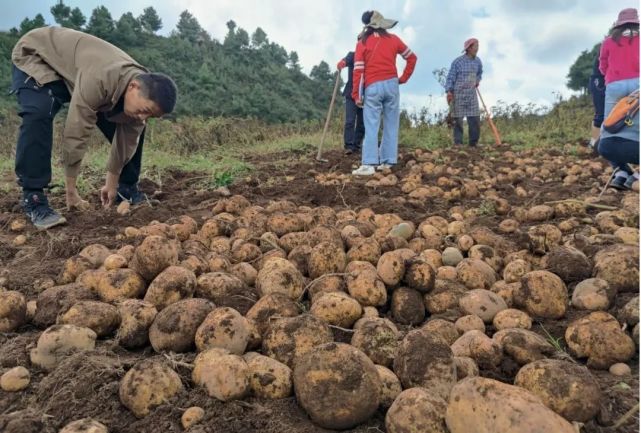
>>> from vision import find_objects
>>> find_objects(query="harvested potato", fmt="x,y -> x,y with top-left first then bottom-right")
375,365 -> 402,409
468,245 -> 502,272
515,271 -> 568,319
308,241 -> 346,279
386,388 -> 447,433
456,259 -> 496,290
267,213 -> 305,237
192,348 -> 250,401
0,290 -> 26,332
345,261 -> 387,307
346,237 -> 381,265
79,244 -> 111,268
572,278 -> 616,311
610,363 -> 632,376
143,266 -> 197,310
498,219 -> 519,234
228,262 -> 257,287
437,266 -> 457,280
34,283 -> 98,327
445,377 -> 577,433
59,419 -> 108,433
454,315 -> 485,333
424,279 -> 468,315
181,407 -> 205,430
30,324 -> 97,370
514,359 -> 601,422
103,254 -> 127,270
351,317 -> 399,367
377,250 -> 413,286
116,299 -> 158,348
293,342 -> 380,430
593,244 -> 639,292
490,280 -> 521,307
614,226 -> 639,245
528,224 -> 562,254
0,366 -> 30,392
209,238 -> 232,257
308,225 -> 343,247
310,292 -> 362,328
540,246 -> 592,283
263,314 -> 333,367
459,289 -> 507,323
391,287 -> 426,325
619,295 -> 639,326
393,328 -> 456,400
149,298 -> 215,353
195,307 -> 249,354
527,205 -> 555,222
130,235 -> 180,281
454,356 -> 479,380
451,330 -> 502,369
307,275 -> 345,302
96,268 -> 146,303
422,319 -> 460,345
380,236 -> 409,253
196,272 -> 257,314
493,328 -> 555,365
441,247 -> 464,267
256,257 -> 305,300
418,249 -> 443,270
492,308 -> 532,330
245,293 -> 301,337
457,235 -> 474,252
502,259 -> 531,283
287,245 -> 312,276
58,301 -> 120,337
403,257 -> 436,293
244,352 -> 293,399
565,311 -> 635,369
120,359 -> 183,417
58,255 -> 95,285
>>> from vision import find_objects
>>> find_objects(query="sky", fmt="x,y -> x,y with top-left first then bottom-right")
1,0 -> 635,115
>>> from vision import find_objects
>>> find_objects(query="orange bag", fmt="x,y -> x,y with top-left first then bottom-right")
604,89 -> 639,133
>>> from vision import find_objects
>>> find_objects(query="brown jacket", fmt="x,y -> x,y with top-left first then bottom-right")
12,27 -> 148,178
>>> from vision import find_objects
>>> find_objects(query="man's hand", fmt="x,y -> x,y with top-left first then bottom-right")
446,92 -> 454,104
101,172 -> 119,208
337,59 -> 347,71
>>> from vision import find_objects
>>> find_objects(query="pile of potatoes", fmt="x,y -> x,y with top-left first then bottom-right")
1,162 -> 639,433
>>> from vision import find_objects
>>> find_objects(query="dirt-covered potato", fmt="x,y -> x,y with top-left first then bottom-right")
243,352 -> 293,399
377,250 -> 408,286
307,275 -> 345,302
515,271 -> 568,319
170,215 -> 198,242
490,280 -> 521,307
565,311 -> 635,369
308,241 -> 347,279
528,224 -> 562,254
209,238 -> 232,257
498,219 -> 519,234
571,278 -> 616,311
287,245 -> 312,276
130,235 -> 180,281
614,226 -> 639,245
59,419 -> 108,433
422,319 -> 461,345
262,314 -> 333,368
278,232 -> 310,254
345,261 -> 387,307
256,257 -> 305,300
454,356 -> 479,380
375,365 -> 402,409
468,245 -> 502,272
229,262 -> 258,287
293,342 -> 381,430
143,266 -> 197,310
459,289 -> 508,323
492,308 -> 532,330
149,298 -> 215,353
451,330 -> 502,369
245,293 -> 301,337
441,247 -> 463,267
619,295 -> 639,326
403,257 -> 436,293
230,242 -> 261,264
195,307 -> 249,354
0,290 -> 26,332
95,268 -> 146,303
308,225 -> 343,247
119,359 -> 183,418
58,301 -> 120,337
454,315 -> 485,334
514,359 -> 601,422
30,324 -> 97,370
502,259 -> 531,283
116,299 -> 158,348
493,328 -> 555,365
266,213 -> 305,237
351,317 -> 399,367
437,266 -> 458,280
593,244 -> 639,292
424,279 -> 468,315
456,259 -> 496,290
527,205 -> 555,222
346,237 -> 381,265
385,388 -> 447,433
310,292 -> 362,328
392,287 -> 426,325
34,283 -> 98,327
393,328 -> 456,400
103,254 -> 128,270
540,246 -> 592,283
78,244 -> 111,268
445,377 -> 576,433
196,272 -> 257,314
192,348 -> 249,401
58,255 -> 95,284
139,222 -> 177,239
457,234 -> 474,252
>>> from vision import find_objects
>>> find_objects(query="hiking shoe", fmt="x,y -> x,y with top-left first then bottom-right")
624,173 -> 639,189
609,175 -> 629,191
352,165 -> 376,176
116,184 -> 148,205
23,191 -> 66,230
376,163 -> 393,171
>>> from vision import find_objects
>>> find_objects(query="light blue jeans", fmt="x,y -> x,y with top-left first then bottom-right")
362,78 -> 400,165
601,77 -> 639,142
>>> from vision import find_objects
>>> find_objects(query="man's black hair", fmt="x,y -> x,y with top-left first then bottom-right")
135,73 -> 177,114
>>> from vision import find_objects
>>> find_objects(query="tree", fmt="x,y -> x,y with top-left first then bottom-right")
310,61 -> 332,83
18,14 -> 46,35
567,43 -> 600,93
251,27 -> 268,47
176,10 -> 202,43
51,1 -> 85,30
288,51 -> 301,71
86,6 -> 114,40
114,12 -> 141,46
68,8 -> 86,29
139,7 -> 162,33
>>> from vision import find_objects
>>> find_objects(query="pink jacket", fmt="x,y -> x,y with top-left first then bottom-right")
599,34 -> 640,84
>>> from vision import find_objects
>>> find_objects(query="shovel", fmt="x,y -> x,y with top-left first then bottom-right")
316,71 -> 341,162
477,88 -> 502,145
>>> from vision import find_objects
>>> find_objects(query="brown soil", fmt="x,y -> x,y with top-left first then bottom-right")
0,144 -> 638,433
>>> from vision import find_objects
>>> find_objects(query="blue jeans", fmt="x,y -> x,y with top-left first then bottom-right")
601,77 -> 639,142
362,78 -> 400,165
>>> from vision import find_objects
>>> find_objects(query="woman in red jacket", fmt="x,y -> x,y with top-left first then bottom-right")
351,11 -> 417,176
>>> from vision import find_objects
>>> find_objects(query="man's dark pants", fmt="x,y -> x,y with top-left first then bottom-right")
344,96 -> 364,151
453,116 -> 480,146
12,65 -> 144,193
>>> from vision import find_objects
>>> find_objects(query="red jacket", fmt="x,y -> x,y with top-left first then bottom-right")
352,33 -> 417,101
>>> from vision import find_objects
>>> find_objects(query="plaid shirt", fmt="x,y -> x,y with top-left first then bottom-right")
446,55 -> 483,117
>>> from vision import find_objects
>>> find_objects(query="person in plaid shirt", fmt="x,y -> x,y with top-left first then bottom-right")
446,38 -> 483,146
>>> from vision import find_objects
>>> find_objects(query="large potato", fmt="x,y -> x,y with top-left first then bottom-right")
593,244 -> 639,292
245,293 -> 301,337
393,328 -> 456,400
143,266 -> 197,310
192,348 -> 250,401
493,328 -> 555,365
267,213 -> 305,237
293,343 -> 381,430
528,224 -> 562,254
229,262 -> 258,286
196,272 -> 257,314
287,245 -> 312,276
468,245 -> 502,272
458,289 -> 507,323
0,290 -> 26,332
391,287 -> 426,325
445,377 -> 576,433
514,359 -> 601,422
492,308 -> 532,330
351,317 -> 399,367
345,261 -> 387,306
385,388 -> 447,433
310,291 -> 362,328
346,237 -> 381,265
34,283 -> 98,327
421,319 -> 461,345
424,279 -> 467,315
256,257 -> 305,300
619,295 -> 639,326
243,352 -> 293,399
78,244 -> 111,268
230,242 -> 261,263
278,231 -> 310,253
308,241 -> 346,279
571,278 -> 616,311
130,235 -> 180,281
119,359 -> 183,418
96,269 -> 146,303
540,246 -> 592,283
58,255 -> 95,284
149,298 -> 215,353
116,299 -> 158,348
58,301 -> 120,337
515,271 -> 568,319
454,356 -> 479,380
454,315 -> 485,333
451,330 -> 502,369
262,314 -> 333,368
456,259 -> 496,290
565,311 -> 635,369
377,250 -> 409,286
502,259 -> 531,283
376,365 -> 402,409
30,324 -> 96,370
195,307 -> 249,354
403,257 -> 436,293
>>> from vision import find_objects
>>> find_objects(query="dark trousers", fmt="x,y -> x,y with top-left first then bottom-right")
598,136 -> 639,173
12,65 -> 144,191
453,116 -> 480,145
344,97 -> 364,149
589,76 -> 606,127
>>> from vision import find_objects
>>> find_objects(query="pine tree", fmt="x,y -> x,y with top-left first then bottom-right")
176,10 -> 202,43
139,7 -> 162,34
85,6 -> 115,41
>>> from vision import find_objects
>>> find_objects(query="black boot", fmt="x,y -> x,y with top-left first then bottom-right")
22,190 -> 66,230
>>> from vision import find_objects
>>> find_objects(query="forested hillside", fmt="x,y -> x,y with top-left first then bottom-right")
0,2 -> 338,122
